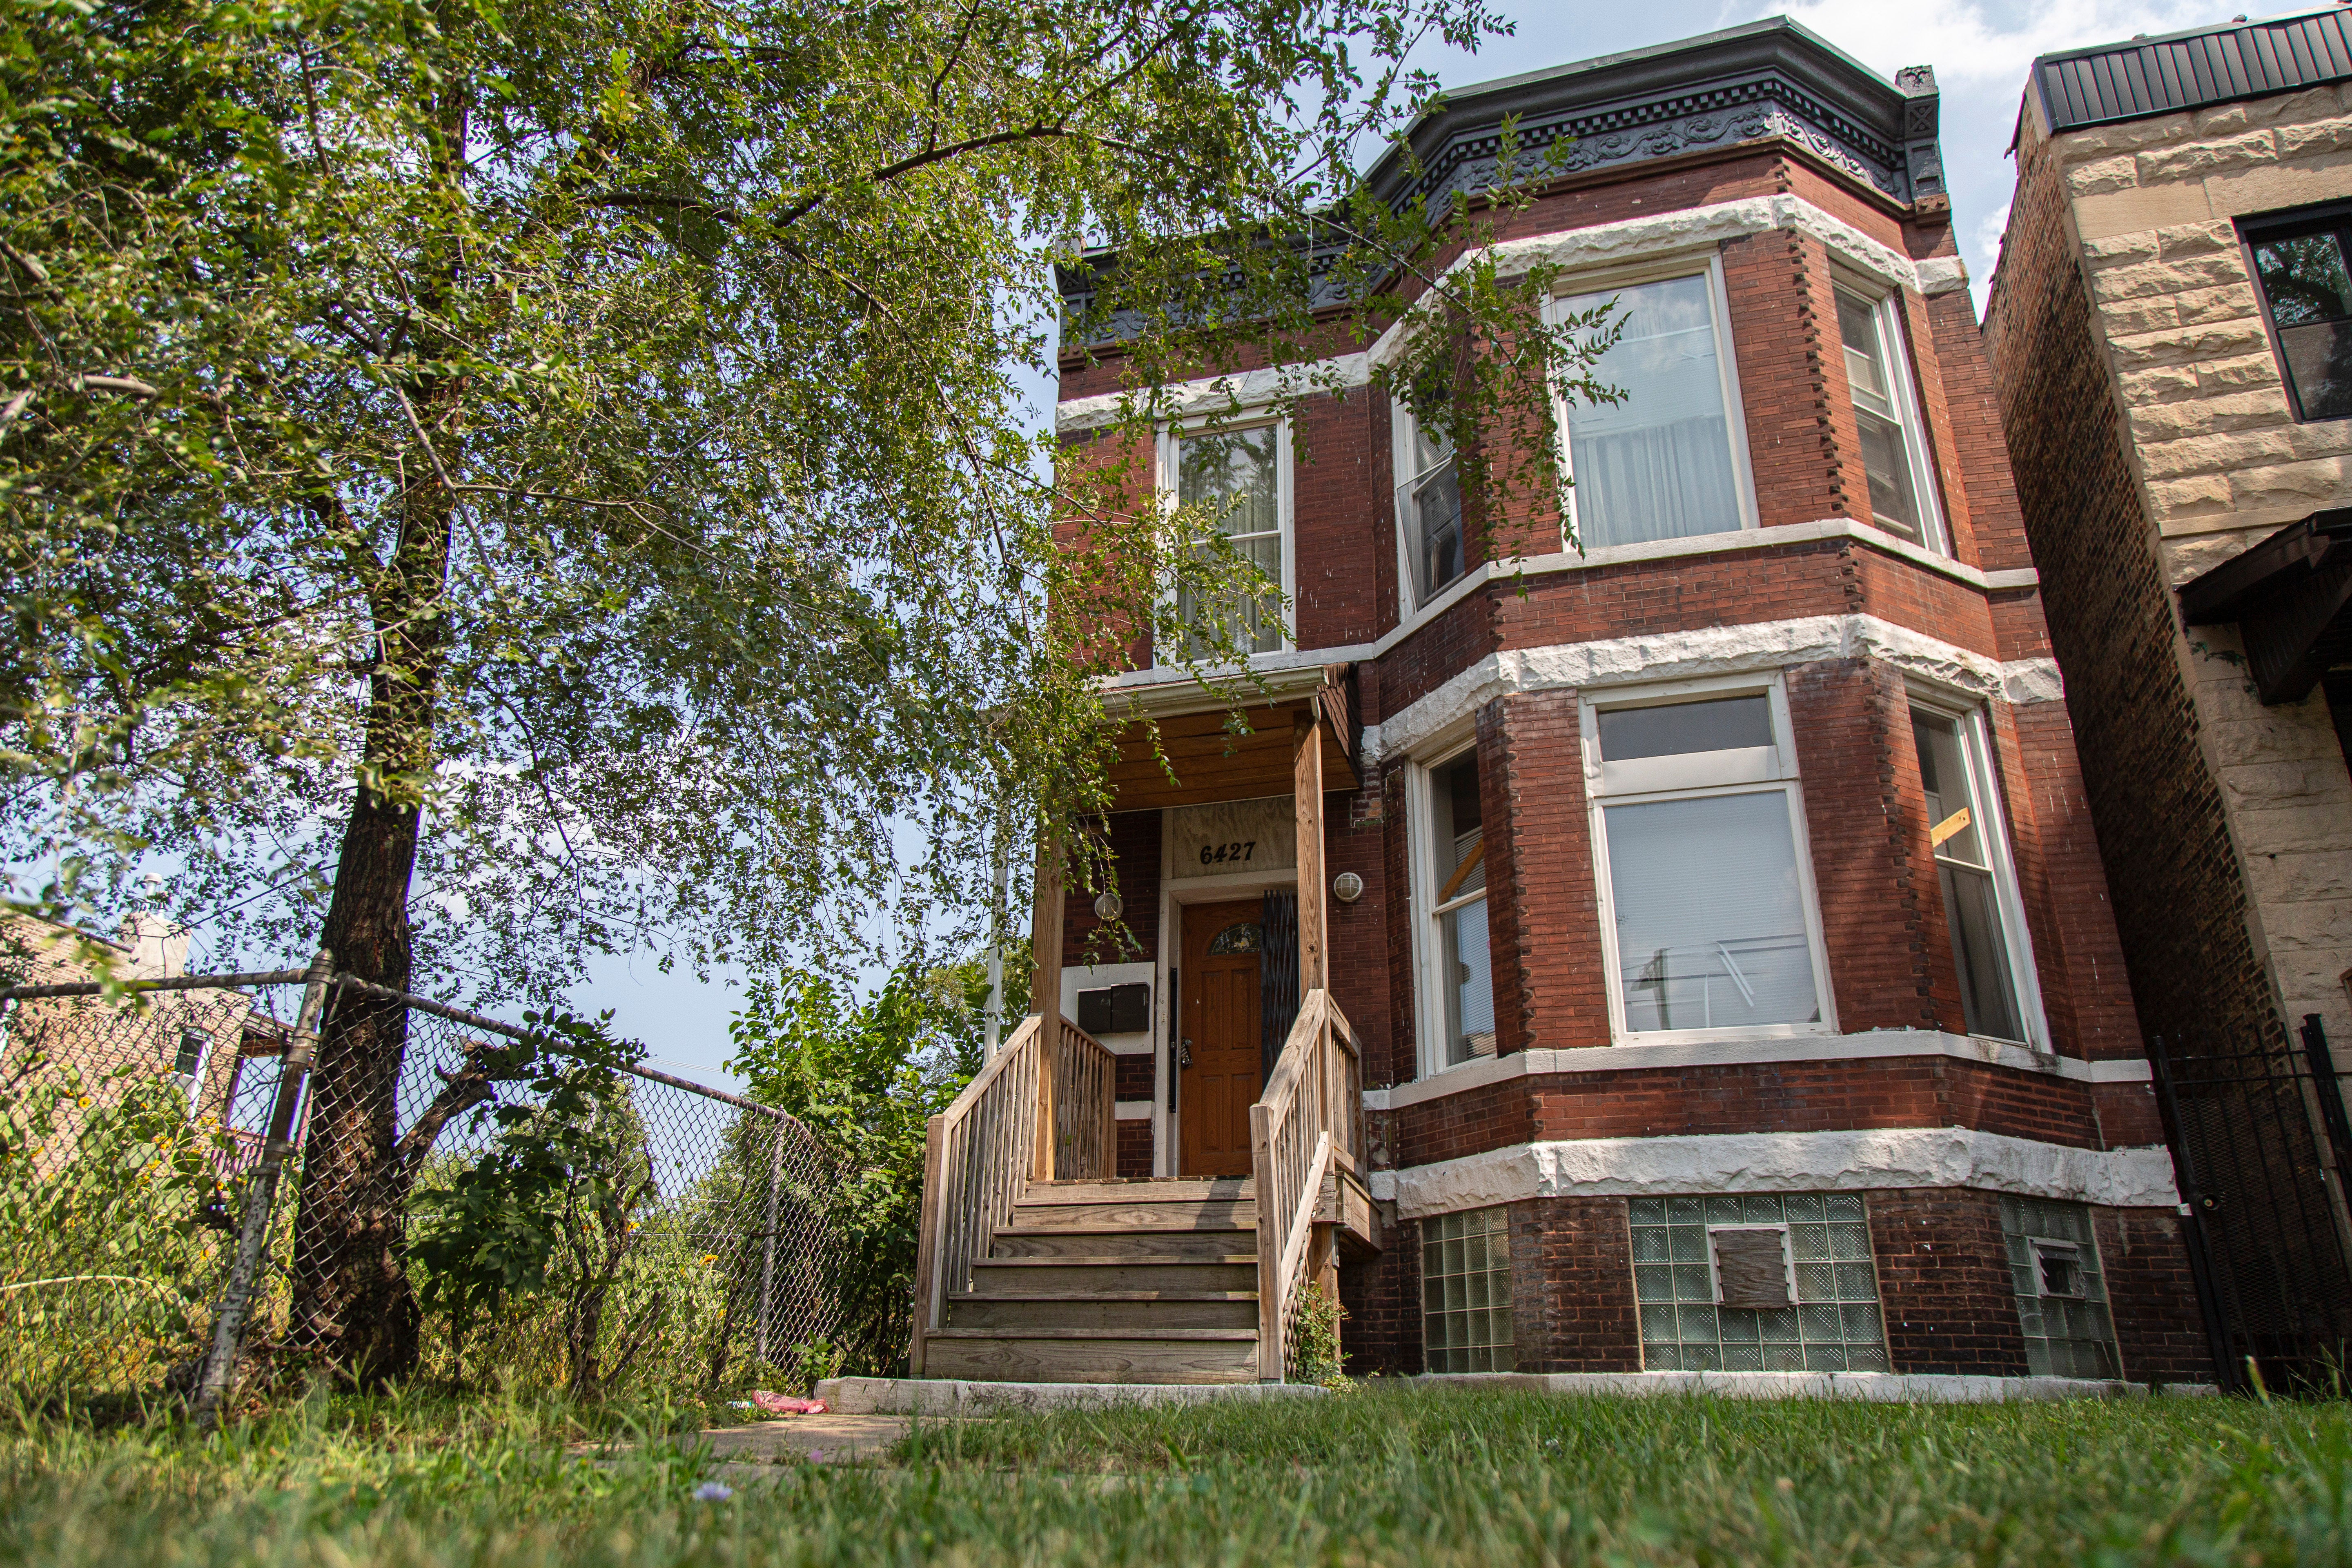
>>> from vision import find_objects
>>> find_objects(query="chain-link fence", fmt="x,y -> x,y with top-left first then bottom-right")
1,965 -> 844,1408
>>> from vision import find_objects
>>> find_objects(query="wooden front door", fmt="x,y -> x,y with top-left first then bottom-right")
1179,900 -> 1264,1177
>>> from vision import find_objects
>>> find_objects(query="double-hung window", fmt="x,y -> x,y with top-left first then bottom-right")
1551,266 -> 1754,548
1166,419 -> 1289,661
1394,395 -> 1467,610
1414,745 -> 1495,1071
1833,286 -> 1943,549
1584,682 -> 1833,1040
2242,203 -> 2352,421
1908,704 -> 2041,1044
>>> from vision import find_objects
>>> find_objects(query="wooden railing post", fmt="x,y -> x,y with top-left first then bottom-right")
908,1112 -> 947,1375
1292,714 -> 1327,994
1251,1098 -> 1283,1381
1030,831 -> 1064,1181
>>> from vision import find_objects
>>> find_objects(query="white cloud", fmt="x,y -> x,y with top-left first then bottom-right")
1764,0 -> 2224,85
1726,0 -> 2234,312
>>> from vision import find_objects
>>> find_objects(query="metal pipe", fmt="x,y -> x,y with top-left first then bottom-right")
755,1123 -> 784,1366
0,969 -> 307,1002
194,949 -> 332,1425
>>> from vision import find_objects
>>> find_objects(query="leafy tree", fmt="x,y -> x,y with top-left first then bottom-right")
725,959 -> 989,1374
3,0 -> 1613,1382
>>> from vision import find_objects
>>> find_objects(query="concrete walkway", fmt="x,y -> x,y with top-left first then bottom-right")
686,1412 -> 911,1465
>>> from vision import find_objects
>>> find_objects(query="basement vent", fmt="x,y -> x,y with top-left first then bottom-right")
1711,1225 -> 1795,1310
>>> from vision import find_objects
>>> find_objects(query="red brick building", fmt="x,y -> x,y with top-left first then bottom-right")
931,20 -> 2210,1390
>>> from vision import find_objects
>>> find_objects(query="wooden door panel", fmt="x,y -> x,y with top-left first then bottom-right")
1180,900 -> 1263,1178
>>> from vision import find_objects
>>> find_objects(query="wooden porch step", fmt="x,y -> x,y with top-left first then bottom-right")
967,1257 -> 1256,1293
1022,1177 -> 1252,1203
989,1225 -> 1256,1260
1011,1199 -> 1256,1230
945,1291 -> 1258,1332
920,1328 -> 1260,1385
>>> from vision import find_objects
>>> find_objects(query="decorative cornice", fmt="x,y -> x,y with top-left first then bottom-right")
1058,20 -> 1946,330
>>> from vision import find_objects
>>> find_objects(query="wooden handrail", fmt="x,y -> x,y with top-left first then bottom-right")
908,1012 -> 1118,1375
1249,986 -> 1363,1381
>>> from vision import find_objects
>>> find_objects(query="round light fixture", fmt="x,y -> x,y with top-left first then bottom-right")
1332,871 -> 1365,904
1093,891 -> 1123,920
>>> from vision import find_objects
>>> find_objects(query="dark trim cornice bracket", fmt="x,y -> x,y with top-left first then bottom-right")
2179,506 -> 2352,706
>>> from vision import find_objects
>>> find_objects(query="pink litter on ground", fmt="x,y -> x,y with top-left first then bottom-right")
748,1390 -> 828,1415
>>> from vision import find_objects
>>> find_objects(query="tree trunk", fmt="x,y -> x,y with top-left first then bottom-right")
282,71 -> 474,1388
286,387 -> 461,1385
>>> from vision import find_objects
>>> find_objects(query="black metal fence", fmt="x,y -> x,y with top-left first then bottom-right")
0,966 -> 844,1408
2150,1015 -> 2352,1394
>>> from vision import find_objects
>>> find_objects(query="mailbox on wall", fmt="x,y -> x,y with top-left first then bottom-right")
1076,983 -> 1151,1036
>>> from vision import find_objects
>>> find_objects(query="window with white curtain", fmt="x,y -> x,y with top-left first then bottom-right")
1834,286 -> 1943,550
1584,682 -> 1833,1040
1554,268 -> 1752,549
1416,746 -> 1494,1070
1167,420 -> 1287,661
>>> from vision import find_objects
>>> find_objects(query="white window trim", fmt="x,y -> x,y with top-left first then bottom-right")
1406,714 -> 1487,1080
1907,692 -> 2050,1051
1152,413 -> 1294,669
1581,673 -> 1840,1046
1833,275 -> 1950,558
1542,252 -> 1760,551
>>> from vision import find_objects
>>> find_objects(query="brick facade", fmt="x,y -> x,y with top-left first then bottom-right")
1057,21 -> 2204,1387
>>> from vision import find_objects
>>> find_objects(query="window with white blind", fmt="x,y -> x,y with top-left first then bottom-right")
1833,285 -> 1945,552
1583,680 -> 1835,1041
1551,264 -> 1755,549
1162,419 -> 1290,662
1412,744 -> 1495,1074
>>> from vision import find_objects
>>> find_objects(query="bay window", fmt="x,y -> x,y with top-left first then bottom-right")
1585,682 -> 1833,1040
1393,396 -> 1467,610
1414,745 -> 1495,1071
1552,266 -> 1754,548
1908,704 -> 2041,1044
1833,285 -> 1944,550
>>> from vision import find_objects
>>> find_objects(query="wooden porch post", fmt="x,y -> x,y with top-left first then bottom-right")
1029,831 -> 1065,1181
1293,713 -> 1327,993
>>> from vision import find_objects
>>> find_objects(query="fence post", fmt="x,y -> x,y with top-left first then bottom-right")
194,949 -> 332,1427
2148,1032 -> 2244,1394
755,1115 -> 784,1366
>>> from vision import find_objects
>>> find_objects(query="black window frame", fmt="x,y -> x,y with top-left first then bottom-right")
2241,197 -> 2352,424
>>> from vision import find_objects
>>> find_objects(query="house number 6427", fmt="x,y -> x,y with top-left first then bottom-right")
1199,841 -> 1257,866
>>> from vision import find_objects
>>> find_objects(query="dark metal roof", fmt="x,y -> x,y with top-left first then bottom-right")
2034,7 -> 2352,132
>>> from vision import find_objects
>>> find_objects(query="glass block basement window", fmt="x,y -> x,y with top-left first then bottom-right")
1422,1206 -> 1515,1373
1631,1194 -> 1891,1372
1999,1195 -> 2120,1379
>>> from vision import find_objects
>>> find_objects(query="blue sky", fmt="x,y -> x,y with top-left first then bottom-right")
570,0 -> 2247,1086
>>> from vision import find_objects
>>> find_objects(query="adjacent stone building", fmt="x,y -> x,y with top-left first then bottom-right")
1985,7 -> 2352,1068
1021,20 -> 2211,1385
1982,9 -> 2352,1376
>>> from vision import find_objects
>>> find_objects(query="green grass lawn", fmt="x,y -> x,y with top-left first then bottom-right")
3,1383 -> 2348,1565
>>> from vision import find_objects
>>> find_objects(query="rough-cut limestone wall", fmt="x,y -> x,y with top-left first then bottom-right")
2011,87 -> 2352,1064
